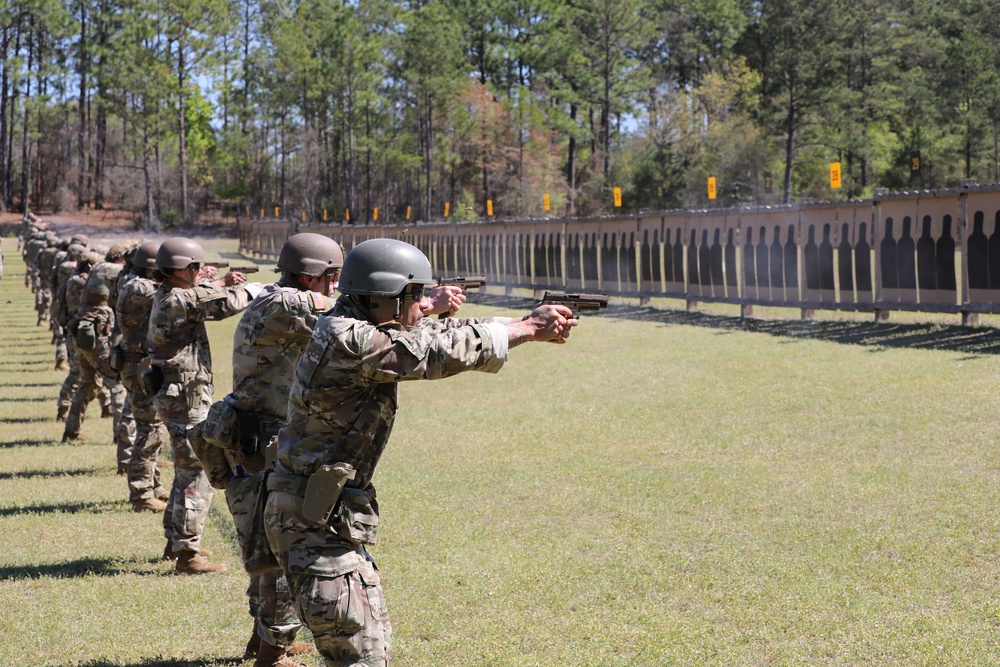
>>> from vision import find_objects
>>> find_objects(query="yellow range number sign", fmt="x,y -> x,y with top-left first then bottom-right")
830,162 -> 842,189
707,177 -> 717,200
613,187 -> 622,207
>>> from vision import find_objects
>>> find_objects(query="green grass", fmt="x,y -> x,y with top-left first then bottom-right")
2,242 -> 1000,666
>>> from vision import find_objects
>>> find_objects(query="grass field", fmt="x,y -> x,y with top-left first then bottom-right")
2,240 -> 1000,666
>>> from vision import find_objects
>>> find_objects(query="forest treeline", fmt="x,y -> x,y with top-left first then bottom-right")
2,0 -> 1000,227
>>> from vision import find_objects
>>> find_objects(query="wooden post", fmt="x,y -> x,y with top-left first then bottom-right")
800,308 -> 815,320
686,299 -> 698,311
874,308 -> 890,322
961,311 -> 980,326
741,304 -> 754,319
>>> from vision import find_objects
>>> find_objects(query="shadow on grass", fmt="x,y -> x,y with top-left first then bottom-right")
0,500 -> 117,517
470,293 -> 1000,356
0,467 -> 100,480
76,658 -> 242,667
0,381 -> 59,387
0,359 -> 49,367
0,437 -> 60,448
0,416 -> 52,423
0,396 -> 55,403
0,556 -> 164,581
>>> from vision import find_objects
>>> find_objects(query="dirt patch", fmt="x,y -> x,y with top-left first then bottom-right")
0,208 -> 238,242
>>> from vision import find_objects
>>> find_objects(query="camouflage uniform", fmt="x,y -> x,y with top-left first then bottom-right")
64,262 -> 132,459
264,296 -> 511,666
116,271 -> 167,504
35,243 -> 59,325
57,266 -> 113,424
149,280 -> 253,553
229,277 -> 333,650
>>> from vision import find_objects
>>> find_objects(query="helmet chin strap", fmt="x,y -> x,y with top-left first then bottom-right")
353,294 -> 404,324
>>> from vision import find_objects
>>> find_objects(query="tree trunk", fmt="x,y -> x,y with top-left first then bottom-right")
94,0 -> 108,210
782,81 -> 796,205
19,19 -> 33,214
76,4 -> 87,208
177,39 -> 190,225
0,24 -> 10,212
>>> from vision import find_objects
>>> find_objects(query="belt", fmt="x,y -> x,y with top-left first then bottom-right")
267,469 -> 308,497
161,370 -> 213,384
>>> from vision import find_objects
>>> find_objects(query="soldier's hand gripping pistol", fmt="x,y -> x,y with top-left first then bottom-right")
435,276 -> 486,319
540,291 -> 609,318
205,260 -> 260,274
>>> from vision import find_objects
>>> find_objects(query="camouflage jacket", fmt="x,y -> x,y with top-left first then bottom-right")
275,294 -> 510,489
147,281 -> 253,377
83,261 -> 124,305
38,247 -> 59,287
77,303 -> 119,367
65,272 -> 89,321
115,273 -> 157,354
230,277 -> 334,419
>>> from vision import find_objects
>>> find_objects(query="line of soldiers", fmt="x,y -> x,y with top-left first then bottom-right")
20,216 -> 580,667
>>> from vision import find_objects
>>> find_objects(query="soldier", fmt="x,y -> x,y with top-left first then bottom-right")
116,241 -> 170,512
148,237 -> 258,574
35,232 -> 60,326
263,238 -> 577,666
82,243 -> 136,471
56,251 -> 113,425
215,233 -> 344,666
61,245 -> 131,453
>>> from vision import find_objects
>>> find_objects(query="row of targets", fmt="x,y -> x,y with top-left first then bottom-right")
244,221 -> 296,257
876,196 -> 959,305
286,188 -> 1000,308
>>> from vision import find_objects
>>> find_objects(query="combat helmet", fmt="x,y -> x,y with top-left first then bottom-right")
132,242 -> 160,272
276,233 -> 345,277
156,237 -> 204,270
106,242 -> 133,262
338,238 -> 432,296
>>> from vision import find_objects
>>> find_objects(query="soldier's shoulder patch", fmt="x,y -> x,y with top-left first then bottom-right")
309,291 -> 328,311
299,290 -> 328,312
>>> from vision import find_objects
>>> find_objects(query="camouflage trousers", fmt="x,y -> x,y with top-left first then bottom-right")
121,362 -> 166,502
35,288 -> 51,324
265,492 -> 391,666
155,381 -> 214,553
249,569 -> 303,647
54,332 -> 68,366
65,349 -> 127,448
58,343 -> 112,415
239,456 -> 303,648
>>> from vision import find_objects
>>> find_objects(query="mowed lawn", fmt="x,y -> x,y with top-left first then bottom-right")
2,239 -> 1000,666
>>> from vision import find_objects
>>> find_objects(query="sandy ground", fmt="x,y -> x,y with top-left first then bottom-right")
0,208 -> 238,244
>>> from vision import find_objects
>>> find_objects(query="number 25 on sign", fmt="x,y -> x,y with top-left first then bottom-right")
830,162 -> 842,189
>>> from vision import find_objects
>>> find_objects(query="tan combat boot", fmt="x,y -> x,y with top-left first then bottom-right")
285,641 -> 313,656
56,405 -> 68,421
175,550 -> 227,574
163,541 -> 215,560
55,360 -> 68,371
253,641 -> 306,667
154,487 -> 170,502
132,497 -> 167,513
